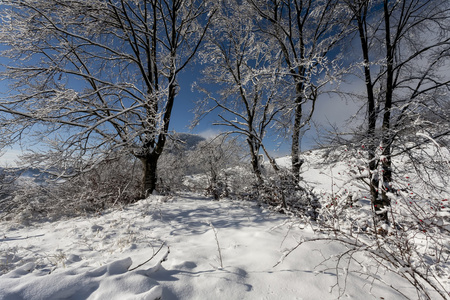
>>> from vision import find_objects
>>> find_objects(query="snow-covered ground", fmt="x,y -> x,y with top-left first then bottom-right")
0,195 -> 427,300
0,148 -> 449,299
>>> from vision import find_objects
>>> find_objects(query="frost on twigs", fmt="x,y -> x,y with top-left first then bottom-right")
276,145 -> 450,299
255,171 -> 321,221
209,221 -> 224,269
0,155 -> 142,224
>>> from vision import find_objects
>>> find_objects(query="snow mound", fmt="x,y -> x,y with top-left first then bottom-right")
0,257 -> 162,300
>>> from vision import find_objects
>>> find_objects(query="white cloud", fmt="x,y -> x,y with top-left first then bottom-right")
196,128 -> 223,140
313,92 -> 361,128
0,149 -> 23,167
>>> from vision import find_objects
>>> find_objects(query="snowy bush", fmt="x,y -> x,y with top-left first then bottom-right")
157,151 -> 189,195
53,155 -> 142,208
163,136 -> 245,199
279,145 -> 450,299
156,133 -> 206,194
254,170 -> 320,220
0,169 -> 19,219
0,155 -> 142,223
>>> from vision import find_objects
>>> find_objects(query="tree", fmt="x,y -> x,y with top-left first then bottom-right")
195,0 -> 283,184
248,0 -> 350,182
156,132 -> 206,193
187,136 -> 243,199
0,0 -> 215,197
343,0 -> 450,221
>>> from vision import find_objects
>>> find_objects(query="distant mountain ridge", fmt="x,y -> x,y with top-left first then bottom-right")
164,132 -> 206,153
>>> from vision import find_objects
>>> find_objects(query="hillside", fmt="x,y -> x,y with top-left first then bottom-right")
0,148 -> 449,299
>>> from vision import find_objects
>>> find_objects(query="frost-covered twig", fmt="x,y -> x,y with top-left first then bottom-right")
209,221 -> 223,269
128,242 -> 168,272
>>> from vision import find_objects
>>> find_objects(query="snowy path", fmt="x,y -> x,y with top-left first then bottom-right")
0,194 -> 421,299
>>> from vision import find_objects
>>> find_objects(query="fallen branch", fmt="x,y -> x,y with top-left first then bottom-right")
209,221 -> 223,269
128,242 -> 168,272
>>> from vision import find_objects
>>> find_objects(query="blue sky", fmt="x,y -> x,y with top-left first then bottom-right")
0,2 -> 364,167
0,64 -> 360,166
172,66 -> 360,155
0,43 -> 361,167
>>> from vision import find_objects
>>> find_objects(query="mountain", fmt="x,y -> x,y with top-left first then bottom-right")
164,132 -> 206,153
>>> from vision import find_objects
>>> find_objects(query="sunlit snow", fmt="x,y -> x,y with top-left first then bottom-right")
0,149 -> 448,299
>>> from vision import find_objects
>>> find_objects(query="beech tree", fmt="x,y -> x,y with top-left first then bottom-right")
0,0 -> 215,196
195,0 -> 283,184
346,0 -> 450,221
344,0 -> 450,221
248,0 -> 350,182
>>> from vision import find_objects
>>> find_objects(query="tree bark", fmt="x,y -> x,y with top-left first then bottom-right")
354,3 -> 387,221
378,0 -> 394,220
248,138 -> 263,185
291,87 -> 304,183
140,153 -> 160,198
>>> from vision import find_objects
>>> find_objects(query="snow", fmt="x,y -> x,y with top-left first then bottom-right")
0,193 -> 436,299
0,148 -> 449,299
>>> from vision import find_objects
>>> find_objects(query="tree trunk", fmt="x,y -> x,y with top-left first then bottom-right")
291,93 -> 303,183
140,153 -> 160,198
377,0 -> 394,222
355,4 -> 388,222
137,79 -> 175,198
248,138 -> 263,185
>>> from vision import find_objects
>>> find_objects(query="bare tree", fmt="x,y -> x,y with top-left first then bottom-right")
248,0 -> 350,182
343,0 -> 450,221
0,0 -> 215,197
195,0 -> 283,184
187,136 -> 243,199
